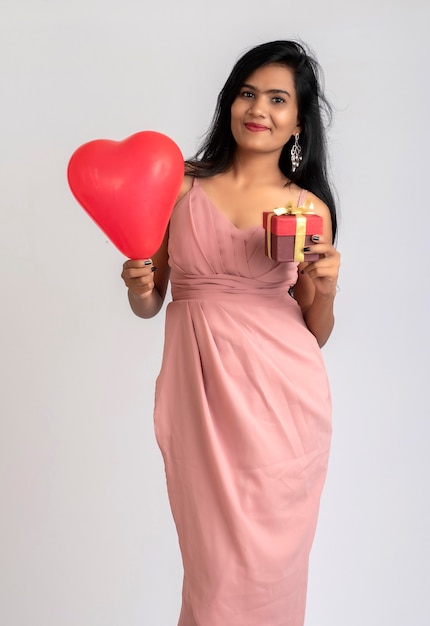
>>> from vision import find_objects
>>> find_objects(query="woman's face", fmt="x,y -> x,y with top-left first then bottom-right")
230,63 -> 300,156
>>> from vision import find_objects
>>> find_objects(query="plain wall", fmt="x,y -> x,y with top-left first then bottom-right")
1,1 -> 429,624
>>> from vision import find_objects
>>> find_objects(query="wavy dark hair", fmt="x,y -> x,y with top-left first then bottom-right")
187,40 -> 337,240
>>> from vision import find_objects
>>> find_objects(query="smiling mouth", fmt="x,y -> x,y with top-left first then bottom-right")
244,123 -> 269,132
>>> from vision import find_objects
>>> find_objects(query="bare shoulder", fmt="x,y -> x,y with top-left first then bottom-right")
176,175 -> 194,204
301,190 -> 330,218
282,183 -> 329,216
302,190 -> 333,239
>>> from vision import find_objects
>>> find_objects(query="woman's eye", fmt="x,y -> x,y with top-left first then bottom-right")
272,96 -> 285,104
240,91 -> 254,98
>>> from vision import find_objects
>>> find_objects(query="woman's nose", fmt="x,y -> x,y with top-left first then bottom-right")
248,96 -> 266,117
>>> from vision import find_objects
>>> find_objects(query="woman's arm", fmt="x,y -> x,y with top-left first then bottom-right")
122,228 -> 171,318
121,175 -> 193,318
292,194 -> 341,347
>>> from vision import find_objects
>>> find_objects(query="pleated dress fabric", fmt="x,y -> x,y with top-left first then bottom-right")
154,178 -> 332,626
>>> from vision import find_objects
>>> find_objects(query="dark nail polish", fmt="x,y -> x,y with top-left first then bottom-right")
303,246 -> 311,252
144,259 -> 152,265
311,235 -> 320,242
151,266 -> 157,272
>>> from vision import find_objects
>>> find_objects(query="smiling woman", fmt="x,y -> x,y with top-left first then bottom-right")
121,40 -> 340,626
230,64 -> 301,155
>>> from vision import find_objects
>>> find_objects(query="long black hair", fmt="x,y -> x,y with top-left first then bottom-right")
187,40 -> 337,240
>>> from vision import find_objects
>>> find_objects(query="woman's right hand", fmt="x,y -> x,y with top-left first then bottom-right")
121,259 -> 157,299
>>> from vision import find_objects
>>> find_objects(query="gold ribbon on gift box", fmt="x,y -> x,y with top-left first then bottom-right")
266,200 -> 315,262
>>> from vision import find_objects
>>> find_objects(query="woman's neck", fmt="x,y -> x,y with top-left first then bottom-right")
229,151 -> 287,187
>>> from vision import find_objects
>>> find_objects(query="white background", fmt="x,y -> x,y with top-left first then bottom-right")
1,1 -> 429,625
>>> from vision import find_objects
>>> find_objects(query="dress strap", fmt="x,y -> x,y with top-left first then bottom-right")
192,176 -> 200,188
297,188 -> 307,206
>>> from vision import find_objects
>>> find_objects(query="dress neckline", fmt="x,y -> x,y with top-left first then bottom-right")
193,180 -> 263,235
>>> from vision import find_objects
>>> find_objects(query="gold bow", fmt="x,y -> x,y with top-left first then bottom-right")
266,200 -> 314,262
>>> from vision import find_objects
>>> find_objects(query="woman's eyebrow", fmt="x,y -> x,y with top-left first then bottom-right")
241,82 -> 291,97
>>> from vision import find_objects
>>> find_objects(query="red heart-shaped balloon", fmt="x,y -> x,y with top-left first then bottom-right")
67,131 -> 184,259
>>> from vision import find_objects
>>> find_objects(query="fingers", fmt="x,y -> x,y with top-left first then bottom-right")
121,258 -> 156,296
302,235 -> 340,260
300,237 -> 340,287
122,258 -> 152,270
302,257 -> 338,281
303,235 -> 337,257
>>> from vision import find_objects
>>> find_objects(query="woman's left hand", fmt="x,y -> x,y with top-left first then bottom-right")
299,234 -> 340,297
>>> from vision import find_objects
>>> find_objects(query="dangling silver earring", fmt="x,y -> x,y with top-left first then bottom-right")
290,133 -> 302,172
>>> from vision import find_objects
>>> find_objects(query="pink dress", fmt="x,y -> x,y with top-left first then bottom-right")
154,178 -> 332,626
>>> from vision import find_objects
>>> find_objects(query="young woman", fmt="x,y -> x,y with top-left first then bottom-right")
122,40 -> 340,626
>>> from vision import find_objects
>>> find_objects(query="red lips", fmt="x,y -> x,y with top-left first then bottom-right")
244,123 -> 269,132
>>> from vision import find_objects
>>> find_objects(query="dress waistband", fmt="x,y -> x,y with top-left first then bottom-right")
170,272 -> 292,302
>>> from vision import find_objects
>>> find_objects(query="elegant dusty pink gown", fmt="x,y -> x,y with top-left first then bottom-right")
154,178 -> 332,626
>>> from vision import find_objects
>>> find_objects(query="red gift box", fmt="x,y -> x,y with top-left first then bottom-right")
263,201 -> 323,263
